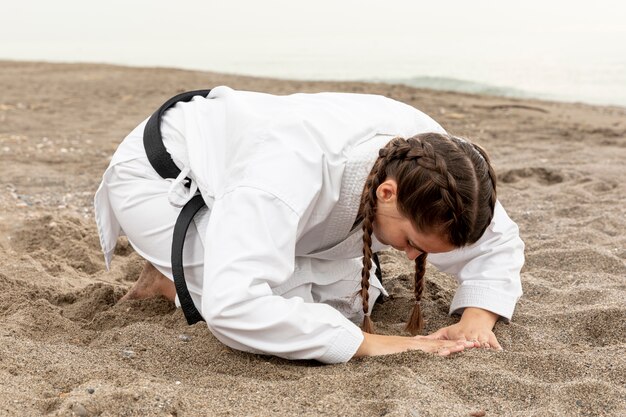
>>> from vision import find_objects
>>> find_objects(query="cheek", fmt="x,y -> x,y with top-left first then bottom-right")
371,219 -> 400,247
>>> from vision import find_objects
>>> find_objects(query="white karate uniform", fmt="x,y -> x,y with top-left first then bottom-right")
94,86 -> 524,364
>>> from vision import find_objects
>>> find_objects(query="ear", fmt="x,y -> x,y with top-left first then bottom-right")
376,178 -> 398,203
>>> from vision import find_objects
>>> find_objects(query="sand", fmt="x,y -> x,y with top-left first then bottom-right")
0,60 -> 624,417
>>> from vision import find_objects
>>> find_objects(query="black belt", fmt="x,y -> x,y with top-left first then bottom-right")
143,89 -> 211,325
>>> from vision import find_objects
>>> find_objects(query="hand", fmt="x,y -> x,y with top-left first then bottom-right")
411,335 -> 478,357
353,332 -> 477,358
424,307 -> 503,351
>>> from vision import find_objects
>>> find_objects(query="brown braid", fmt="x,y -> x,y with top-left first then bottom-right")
359,150 -> 388,333
405,252 -> 428,335
358,133 -> 497,335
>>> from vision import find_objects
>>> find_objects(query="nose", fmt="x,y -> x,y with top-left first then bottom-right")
405,247 -> 421,261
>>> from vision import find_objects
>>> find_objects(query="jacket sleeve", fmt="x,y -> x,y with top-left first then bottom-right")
200,186 -> 364,364
427,200 -> 525,320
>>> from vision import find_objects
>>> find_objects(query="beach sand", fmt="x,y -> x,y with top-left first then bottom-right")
0,60 -> 624,416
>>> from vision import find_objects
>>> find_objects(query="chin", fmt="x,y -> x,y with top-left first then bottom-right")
371,229 -> 387,246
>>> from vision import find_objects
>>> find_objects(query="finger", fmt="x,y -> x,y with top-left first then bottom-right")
438,344 -> 465,356
489,334 -> 503,351
477,335 -> 491,349
431,340 -> 469,354
459,331 -> 479,345
446,343 -> 467,354
452,340 -> 477,349
467,338 -> 481,348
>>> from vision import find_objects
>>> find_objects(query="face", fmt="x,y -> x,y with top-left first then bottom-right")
372,179 -> 456,260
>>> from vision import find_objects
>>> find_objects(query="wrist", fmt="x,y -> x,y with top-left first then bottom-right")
354,332 -> 372,357
353,332 -> 414,358
460,307 -> 499,328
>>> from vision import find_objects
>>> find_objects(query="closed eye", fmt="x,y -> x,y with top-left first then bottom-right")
407,240 -> 426,254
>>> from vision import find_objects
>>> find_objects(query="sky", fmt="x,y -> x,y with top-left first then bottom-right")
2,1 -> 625,105
3,1 -> 624,39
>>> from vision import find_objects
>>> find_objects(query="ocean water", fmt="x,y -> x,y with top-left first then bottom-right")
2,0 -> 625,107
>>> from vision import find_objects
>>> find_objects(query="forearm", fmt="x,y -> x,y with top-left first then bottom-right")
354,333 -> 415,357
204,290 -> 365,363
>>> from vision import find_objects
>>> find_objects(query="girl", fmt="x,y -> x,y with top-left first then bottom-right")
95,86 -> 524,364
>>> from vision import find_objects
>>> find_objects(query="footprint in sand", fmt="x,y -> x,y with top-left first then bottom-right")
499,167 -> 564,186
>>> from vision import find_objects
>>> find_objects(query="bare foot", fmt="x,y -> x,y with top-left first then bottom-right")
119,261 -> 176,302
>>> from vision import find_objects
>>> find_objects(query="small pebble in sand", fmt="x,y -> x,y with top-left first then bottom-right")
178,334 -> 191,342
469,411 -> 486,417
121,349 -> 135,358
86,388 -> 95,394
72,402 -> 89,417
